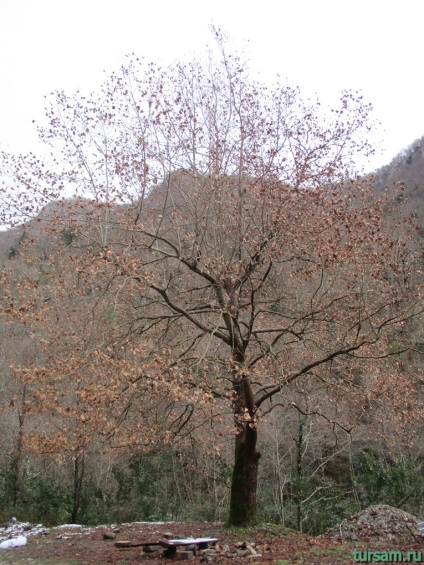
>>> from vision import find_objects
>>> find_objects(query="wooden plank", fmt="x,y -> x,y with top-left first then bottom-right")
115,539 -> 160,548
160,537 -> 217,547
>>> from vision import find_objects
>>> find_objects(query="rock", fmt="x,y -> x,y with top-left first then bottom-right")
113,527 -> 121,533
103,532 -> 116,540
179,550 -> 194,560
235,541 -> 247,549
143,544 -> 160,553
115,539 -> 132,548
221,544 -> 230,552
163,531 -> 174,539
245,542 -> 257,555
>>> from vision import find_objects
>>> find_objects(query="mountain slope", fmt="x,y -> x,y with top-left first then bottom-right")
374,135 -> 424,235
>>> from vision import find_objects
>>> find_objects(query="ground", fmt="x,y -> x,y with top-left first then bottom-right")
0,519 -> 422,564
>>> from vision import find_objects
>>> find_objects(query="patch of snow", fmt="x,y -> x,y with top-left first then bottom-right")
0,535 -> 27,550
0,520 -> 46,542
125,521 -> 175,525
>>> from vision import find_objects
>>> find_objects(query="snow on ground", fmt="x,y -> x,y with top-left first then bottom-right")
0,517 -> 180,549
121,521 -> 175,526
0,535 -> 27,549
0,518 -> 46,542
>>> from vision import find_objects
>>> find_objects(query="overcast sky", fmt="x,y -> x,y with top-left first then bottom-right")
1,0 -> 423,173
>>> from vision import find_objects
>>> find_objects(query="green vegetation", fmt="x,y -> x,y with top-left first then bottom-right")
0,443 -> 422,532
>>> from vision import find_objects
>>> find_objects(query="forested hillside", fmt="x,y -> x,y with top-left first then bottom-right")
374,135 -> 424,231
0,36 -> 423,533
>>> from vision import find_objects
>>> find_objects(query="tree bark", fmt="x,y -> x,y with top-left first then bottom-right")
71,452 -> 85,523
228,354 -> 261,526
12,385 -> 27,509
228,422 -> 261,525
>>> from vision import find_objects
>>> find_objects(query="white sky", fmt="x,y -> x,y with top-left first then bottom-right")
1,0 -> 423,172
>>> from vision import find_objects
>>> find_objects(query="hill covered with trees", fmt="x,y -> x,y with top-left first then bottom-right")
374,135 -> 424,233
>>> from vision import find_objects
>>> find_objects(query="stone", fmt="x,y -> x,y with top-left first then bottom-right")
143,544 -> 160,553
115,539 -> 132,548
235,541 -> 247,549
221,544 -> 230,552
245,542 -> 257,555
103,532 -> 116,540
179,550 -> 194,560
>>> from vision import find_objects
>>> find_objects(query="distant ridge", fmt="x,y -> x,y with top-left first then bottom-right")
2,138 -> 424,262
374,135 -> 424,233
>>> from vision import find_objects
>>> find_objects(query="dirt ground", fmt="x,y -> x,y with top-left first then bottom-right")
0,519 -> 422,564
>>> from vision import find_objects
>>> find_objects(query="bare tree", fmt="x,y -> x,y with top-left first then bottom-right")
1,30 -> 422,525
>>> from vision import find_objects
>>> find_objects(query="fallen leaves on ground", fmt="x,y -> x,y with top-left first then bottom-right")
0,511 -> 422,564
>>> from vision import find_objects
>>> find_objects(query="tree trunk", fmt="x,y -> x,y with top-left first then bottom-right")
71,452 -> 85,523
227,350 -> 261,526
295,420 -> 305,532
12,385 -> 27,509
228,422 -> 261,525
12,415 -> 25,508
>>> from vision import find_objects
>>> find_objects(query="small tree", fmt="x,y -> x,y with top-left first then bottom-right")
1,30 -> 422,525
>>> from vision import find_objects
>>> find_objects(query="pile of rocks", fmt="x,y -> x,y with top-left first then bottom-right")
106,529 -> 264,560
323,504 -> 422,544
137,540 -> 261,561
